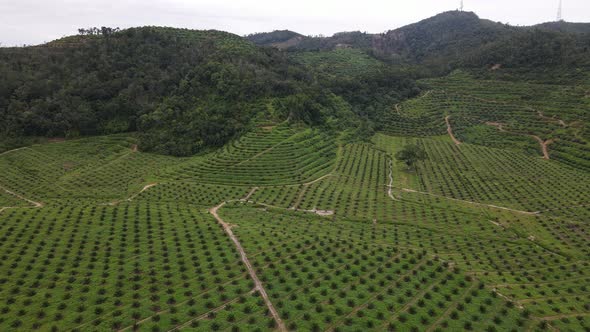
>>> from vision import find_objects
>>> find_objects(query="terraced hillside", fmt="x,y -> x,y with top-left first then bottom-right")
160,125 -> 337,186
382,72 -> 590,170
0,75 -> 589,331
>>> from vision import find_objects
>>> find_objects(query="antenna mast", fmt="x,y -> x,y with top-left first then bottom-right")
557,0 -> 563,21
460,0 -> 464,11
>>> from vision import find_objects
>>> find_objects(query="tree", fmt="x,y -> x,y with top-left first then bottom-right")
395,144 -> 426,169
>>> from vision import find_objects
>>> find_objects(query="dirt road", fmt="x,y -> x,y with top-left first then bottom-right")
241,187 -> 258,201
400,188 -> 539,215
209,202 -> 286,331
387,159 -> 399,201
0,185 -> 43,207
0,146 -> 29,157
485,122 -> 552,160
445,115 -> 462,145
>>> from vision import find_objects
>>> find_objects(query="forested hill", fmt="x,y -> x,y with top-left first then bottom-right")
248,11 -> 590,73
0,27 -> 320,155
372,11 -> 514,62
533,21 -> 590,34
2,12 -> 589,156
0,26 -> 419,155
247,11 -> 512,56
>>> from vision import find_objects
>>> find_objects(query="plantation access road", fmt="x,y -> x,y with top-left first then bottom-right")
399,187 -> 540,215
485,122 -> 553,160
0,146 -> 29,157
531,136 -> 553,160
230,134 -> 293,168
127,183 -> 158,202
0,184 -> 43,207
209,202 -> 287,332
107,182 -> 158,205
537,111 -> 567,128
492,289 -> 524,309
387,159 -> 399,201
539,312 -> 590,321
241,186 -> 258,201
290,173 -> 334,209
445,115 -> 462,145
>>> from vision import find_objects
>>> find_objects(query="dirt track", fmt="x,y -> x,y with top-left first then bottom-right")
485,122 -> 552,160
445,115 -> 461,145
291,173 -> 333,209
387,159 -> 399,201
0,184 -> 43,207
530,136 -> 553,160
537,111 -> 567,128
108,183 -> 158,205
209,202 -> 286,331
241,187 -> 258,201
0,146 -> 29,157
400,187 -> 539,215
128,183 -> 158,201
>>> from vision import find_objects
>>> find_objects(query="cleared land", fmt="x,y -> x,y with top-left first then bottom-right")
0,75 -> 589,332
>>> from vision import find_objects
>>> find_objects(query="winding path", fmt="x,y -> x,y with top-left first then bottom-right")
485,122 -> 553,160
0,184 -> 43,207
387,159 -> 399,201
290,173 -> 333,209
128,183 -> 158,201
241,187 -> 259,202
445,115 -> 461,145
108,183 -> 158,205
400,187 -> 540,215
537,111 -> 567,128
209,202 -> 286,331
531,136 -> 553,160
0,146 -> 29,157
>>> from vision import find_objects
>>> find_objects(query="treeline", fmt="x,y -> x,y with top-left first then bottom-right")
77,27 -> 121,36
248,11 -> 590,78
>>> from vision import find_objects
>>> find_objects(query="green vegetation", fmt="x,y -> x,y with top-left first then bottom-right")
1,105 -> 589,330
395,144 -> 426,169
0,27 -> 337,156
1,9 -> 589,332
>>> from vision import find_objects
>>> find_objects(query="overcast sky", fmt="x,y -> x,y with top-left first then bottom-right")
1,0 -> 588,46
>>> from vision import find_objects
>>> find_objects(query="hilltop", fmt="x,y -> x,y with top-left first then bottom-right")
0,27 -> 324,155
249,11 -> 590,74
